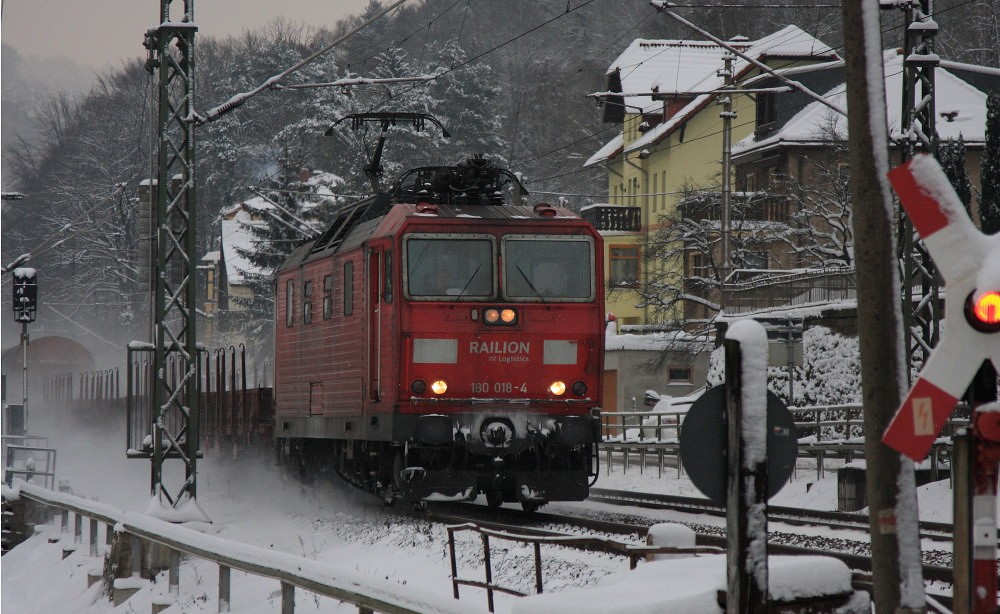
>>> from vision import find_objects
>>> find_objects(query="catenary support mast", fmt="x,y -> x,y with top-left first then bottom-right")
142,0 -> 200,507
883,0 -> 941,372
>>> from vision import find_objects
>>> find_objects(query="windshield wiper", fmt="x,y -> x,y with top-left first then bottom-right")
515,265 -> 546,303
457,264 -> 482,298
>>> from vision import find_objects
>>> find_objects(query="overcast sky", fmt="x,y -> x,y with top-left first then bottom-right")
2,0 -> 370,70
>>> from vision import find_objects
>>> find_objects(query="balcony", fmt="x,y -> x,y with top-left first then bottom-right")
581,205 -> 642,233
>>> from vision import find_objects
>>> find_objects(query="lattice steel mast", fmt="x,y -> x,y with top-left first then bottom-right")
141,0 -> 200,507
889,0 -> 941,371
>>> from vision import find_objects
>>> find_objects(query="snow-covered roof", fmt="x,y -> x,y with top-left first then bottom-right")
589,25 -> 838,166
584,134 -> 624,168
733,50 -> 992,157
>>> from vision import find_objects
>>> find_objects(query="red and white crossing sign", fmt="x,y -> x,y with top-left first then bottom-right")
882,154 -> 1000,461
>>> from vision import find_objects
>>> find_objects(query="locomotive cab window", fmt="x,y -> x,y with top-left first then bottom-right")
285,279 -> 294,327
404,235 -> 495,300
503,235 -> 595,302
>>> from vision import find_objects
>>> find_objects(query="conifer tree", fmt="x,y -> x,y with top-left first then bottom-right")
937,136 -> 972,217
981,91 -> 1000,234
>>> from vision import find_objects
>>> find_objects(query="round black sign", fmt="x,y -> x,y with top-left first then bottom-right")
679,384 -> 798,505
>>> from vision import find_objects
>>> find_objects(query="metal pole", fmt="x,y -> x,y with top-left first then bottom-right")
953,431 -> 971,614
969,363 -> 999,614
21,322 -> 28,433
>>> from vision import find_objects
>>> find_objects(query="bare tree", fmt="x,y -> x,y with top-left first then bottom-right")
637,185 -> 777,324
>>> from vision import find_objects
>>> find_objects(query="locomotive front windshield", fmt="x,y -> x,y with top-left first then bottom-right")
503,236 -> 595,301
405,236 -> 495,299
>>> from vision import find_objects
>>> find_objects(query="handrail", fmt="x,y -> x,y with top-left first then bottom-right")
8,482 -> 480,614
447,522 -> 722,613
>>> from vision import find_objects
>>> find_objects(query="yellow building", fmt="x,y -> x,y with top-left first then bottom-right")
584,26 -> 839,329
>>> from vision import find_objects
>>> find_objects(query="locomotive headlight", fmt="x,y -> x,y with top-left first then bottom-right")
572,380 -> 588,396
483,307 -> 518,326
431,379 -> 449,395
410,379 -> 427,395
549,380 -> 567,396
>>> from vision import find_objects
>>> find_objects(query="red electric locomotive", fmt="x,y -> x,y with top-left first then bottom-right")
273,155 -> 604,511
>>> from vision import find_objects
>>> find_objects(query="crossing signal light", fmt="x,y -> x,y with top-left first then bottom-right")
966,289 -> 1000,333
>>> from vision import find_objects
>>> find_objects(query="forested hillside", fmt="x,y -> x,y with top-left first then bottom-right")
2,0 -> 996,345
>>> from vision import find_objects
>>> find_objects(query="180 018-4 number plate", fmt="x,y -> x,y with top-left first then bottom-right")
471,382 -> 528,394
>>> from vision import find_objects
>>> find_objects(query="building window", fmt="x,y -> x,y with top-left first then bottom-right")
344,261 -> 354,315
756,93 -> 777,130
323,274 -> 333,320
652,173 -> 658,213
667,366 -> 693,383
660,171 -> 666,211
285,279 -> 294,328
736,251 -> 768,270
610,246 -> 640,287
689,252 -> 711,278
745,172 -> 756,193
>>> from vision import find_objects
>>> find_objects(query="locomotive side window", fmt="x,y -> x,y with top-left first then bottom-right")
503,236 -> 595,301
285,279 -> 294,327
344,261 -> 354,315
303,281 -> 313,324
404,235 -> 495,300
323,275 -> 333,320
384,249 -> 393,304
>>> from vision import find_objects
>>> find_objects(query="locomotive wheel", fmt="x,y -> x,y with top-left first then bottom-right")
384,451 -> 404,506
485,490 -> 504,509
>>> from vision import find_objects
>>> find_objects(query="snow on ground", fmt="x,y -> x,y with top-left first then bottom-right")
0,406 -> 983,613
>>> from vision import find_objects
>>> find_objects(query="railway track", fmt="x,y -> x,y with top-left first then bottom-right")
423,494 -> 966,588
587,488 -> 958,542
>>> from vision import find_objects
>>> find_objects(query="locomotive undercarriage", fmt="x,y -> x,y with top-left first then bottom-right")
277,418 -> 598,512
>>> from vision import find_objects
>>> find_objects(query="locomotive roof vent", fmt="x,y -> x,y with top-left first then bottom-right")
415,202 -> 439,215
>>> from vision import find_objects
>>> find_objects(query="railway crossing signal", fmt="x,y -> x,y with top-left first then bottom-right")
881,155 -> 1000,461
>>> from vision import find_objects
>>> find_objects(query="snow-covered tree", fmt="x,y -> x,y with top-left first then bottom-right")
639,185 -> 776,323
981,91 -> 1000,234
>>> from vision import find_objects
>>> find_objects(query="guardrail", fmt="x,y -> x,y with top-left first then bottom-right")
599,404 -> 963,481
5,481 -> 481,614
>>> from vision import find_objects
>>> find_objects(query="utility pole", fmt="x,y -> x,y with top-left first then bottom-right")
718,52 -> 735,310
140,0 -> 201,510
841,3 -> 925,612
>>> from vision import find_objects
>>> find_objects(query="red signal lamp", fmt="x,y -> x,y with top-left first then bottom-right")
965,290 -> 1000,333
